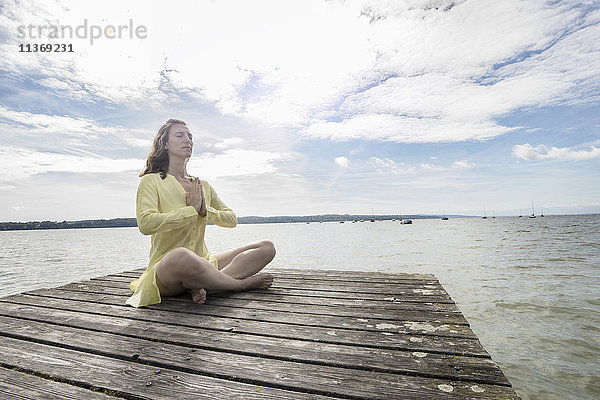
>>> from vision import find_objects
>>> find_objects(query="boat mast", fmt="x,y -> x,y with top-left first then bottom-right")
529,201 -> 536,218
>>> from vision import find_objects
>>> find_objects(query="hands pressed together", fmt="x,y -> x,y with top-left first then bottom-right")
186,178 -> 207,217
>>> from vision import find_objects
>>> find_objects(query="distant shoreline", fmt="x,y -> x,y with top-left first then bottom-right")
1,213 -> 596,231
0,214 -> 473,231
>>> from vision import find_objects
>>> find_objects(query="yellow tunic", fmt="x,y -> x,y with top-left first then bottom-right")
126,173 -> 237,308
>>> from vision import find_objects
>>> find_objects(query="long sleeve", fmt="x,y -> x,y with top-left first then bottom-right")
136,175 -> 198,235
205,183 -> 237,228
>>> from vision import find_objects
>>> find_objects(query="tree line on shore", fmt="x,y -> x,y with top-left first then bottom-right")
0,214 -> 449,231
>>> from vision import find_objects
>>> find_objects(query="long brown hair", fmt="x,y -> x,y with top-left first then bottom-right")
140,118 -> 187,179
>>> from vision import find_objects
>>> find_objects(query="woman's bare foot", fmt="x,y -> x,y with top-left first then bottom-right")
239,273 -> 274,291
190,288 -> 206,304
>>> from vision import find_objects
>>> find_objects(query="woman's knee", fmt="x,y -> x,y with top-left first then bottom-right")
166,247 -> 195,265
259,240 -> 276,263
165,247 -> 210,277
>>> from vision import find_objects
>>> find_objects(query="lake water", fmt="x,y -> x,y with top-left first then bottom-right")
0,214 -> 599,399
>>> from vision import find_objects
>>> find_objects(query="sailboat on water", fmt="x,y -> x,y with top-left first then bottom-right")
441,209 -> 448,220
529,201 -> 536,218
482,205 -> 487,219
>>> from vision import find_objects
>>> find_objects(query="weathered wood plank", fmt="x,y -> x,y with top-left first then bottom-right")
268,268 -> 438,280
207,291 -> 457,310
0,301 -> 488,357
13,290 -> 474,335
0,296 -> 479,361
38,286 -> 464,323
0,315 -> 510,388
93,275 -> 451,297
115,270 -> 442,285
273,278 -> 443,289
57,282 -> 461,313
126,267 -> 439,281
0,336 -> 342,400
0,326 -> 518,399
0,268 -> 519,399
0,312 -> 503,383
0,367 -> 119,400
86,278 -> 456,303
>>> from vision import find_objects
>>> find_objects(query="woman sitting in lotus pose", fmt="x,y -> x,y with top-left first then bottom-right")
126,118 -> 275,308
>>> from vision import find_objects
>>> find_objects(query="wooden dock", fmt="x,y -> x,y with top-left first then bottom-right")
0,268 -> 520,399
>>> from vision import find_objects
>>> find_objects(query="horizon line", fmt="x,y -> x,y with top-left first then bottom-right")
2,212 -> 600,224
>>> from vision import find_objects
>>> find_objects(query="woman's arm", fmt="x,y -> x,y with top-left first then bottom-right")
205,182 -> 237,228
136,175 -> 197,235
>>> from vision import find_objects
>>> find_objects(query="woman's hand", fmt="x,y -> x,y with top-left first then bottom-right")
186,178 -> 207,217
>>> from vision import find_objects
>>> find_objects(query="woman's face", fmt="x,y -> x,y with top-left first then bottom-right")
166,123 -> 193,159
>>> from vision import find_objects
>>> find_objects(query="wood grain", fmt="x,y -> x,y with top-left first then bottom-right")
0,268 -> 520,399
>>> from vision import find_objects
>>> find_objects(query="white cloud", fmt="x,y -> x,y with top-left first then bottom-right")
38,77 -> 72,91
452,160 -> 477,170
334,156 -> 350,168
1,1 -> 596,144
0,106 -> 113,138
0,107 -> 160,156
369,157 -> 397,168
301,113 -> 514,143
122,136 -> 153,149
0,146 -> 143,183
512,143 -> 600,161
367,157 -> 479,173
214,137 -> 245,149
300,1 -> 598,143
368,156 -> 411,173
187,149 -> 289,179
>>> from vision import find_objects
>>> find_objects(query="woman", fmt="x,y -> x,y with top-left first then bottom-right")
126,118 -> 275,308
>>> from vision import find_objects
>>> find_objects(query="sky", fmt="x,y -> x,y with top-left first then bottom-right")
0,0 -> 599,221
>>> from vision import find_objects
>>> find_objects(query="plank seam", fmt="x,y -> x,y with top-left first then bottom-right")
91,277 -> 452,297
58,285 -> 462,313
82,279 -> 458,304
53,287 -> 467,322
120,269 -> 437,279
0,364 -> 142,400
0,323 -> 509,387
8,294 -> 475,335
0,333 -> 372,400
113,274 -> 440,285
0,306 -> 489,358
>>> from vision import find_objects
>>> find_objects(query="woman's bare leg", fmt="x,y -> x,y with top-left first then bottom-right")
155,247 -> 272,304
217,240 -> 276,279
191,240 -> 275,298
